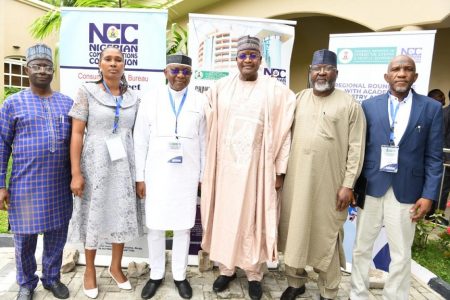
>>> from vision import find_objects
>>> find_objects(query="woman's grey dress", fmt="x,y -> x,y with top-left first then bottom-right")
68,82 -> 143,248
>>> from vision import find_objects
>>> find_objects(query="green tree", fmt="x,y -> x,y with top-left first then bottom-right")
31,1 -> 163,40
31,0 -> 188,54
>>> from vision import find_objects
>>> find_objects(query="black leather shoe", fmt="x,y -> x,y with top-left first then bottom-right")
212,273 -> 236,292
248,281 -> 263,300
141,279 -> 163,299
280,285 -> 306,300
43,280 -> 69,299
174,279 -> 193,299
320,296 -> 333,300
17,286 -> 33,300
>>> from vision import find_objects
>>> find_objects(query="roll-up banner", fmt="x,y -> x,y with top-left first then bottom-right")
329,30 -> 436,103
59,7 -> 167,100
329,30 -> 436,271
188,13 -> 296,94
60,7 -> 167,266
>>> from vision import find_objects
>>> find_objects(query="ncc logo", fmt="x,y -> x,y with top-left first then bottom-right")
89,23 -> 138,44
400,47 -> 422,62
264,68 -> 287,78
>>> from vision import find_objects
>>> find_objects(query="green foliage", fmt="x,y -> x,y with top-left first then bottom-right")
0,211 -> 9,234
412,240 -> 450,283
1,87 -> 21,104
30,8 -> 62,40
0,159 -> 12,234
413,215 -> 450,283
414,218 -> 437,248
30,0 -> 164,40
167,23 -> 188,55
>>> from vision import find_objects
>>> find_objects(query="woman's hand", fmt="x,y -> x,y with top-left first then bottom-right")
71,173 -> 85,198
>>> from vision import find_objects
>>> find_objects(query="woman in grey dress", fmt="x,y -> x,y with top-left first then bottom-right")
69,46 -> 142,298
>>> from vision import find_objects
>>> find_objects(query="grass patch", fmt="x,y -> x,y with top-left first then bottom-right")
412,240 -> 450,283
0,211 -> 8,233
0,158 -> 12,233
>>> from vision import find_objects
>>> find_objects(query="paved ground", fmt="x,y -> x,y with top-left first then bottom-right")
0,247 -> 445,300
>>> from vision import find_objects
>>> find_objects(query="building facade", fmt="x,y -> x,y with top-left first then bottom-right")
169,0 -> 450,97
2,0 -> 449,100
1,0 -> 58,97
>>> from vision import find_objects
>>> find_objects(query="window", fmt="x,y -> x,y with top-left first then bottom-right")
4,57 -> 29,88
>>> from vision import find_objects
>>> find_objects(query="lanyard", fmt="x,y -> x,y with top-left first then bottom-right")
389,98 -> 400,145
168,88 -> 188,137
103,81 -> 123,134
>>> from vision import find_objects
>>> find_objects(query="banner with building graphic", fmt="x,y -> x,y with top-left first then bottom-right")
188,13 -> 296,94
329,30 -> 436,103
60,7 -> 167,100
60,7 -> 167,266
329,30 -> 436,272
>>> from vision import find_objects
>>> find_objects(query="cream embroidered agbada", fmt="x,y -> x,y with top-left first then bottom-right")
201,74 -> 296,269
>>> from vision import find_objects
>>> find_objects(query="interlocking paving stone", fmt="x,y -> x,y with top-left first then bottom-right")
0,247 -> 446,299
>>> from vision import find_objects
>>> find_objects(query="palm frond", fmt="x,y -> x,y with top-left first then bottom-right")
29,9 -> 62,40
166,23 -> 187,55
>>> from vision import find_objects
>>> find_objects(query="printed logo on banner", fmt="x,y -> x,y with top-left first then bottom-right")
337,47 -> 397,64
264,68 -> 287,85
400,47 -> 422,63
88,23 -> 139,66
337,49 -> 354,64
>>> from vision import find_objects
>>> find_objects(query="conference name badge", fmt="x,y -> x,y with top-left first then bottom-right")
380,145 -> 399,173
167,141 -> 183,164
106,135 -> 127,162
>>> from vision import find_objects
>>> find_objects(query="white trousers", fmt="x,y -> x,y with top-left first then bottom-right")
148,229 -> 191,281
350,188 -> 416,300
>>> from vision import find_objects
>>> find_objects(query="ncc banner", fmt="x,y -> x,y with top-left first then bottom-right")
59,7 -> 167,100
329,30 -> 436,103
331,30 -> 437,272
60,7 -> 167,266
188,13 -> 296,94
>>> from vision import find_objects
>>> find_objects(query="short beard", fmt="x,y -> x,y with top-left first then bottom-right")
392,86 -> 409,93
314,81 -> 331,92
310,77 -> 336,92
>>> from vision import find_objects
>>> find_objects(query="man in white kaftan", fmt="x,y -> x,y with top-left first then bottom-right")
134,54 -> 206,300
201,36 -> 296,300
278,49 -> 366,300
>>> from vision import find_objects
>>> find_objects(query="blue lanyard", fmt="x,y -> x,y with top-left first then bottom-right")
103,81 -> 123,134
168,88 -> 188,136
389,98 -> 400,145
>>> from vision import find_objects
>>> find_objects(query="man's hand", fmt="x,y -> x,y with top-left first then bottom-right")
136,181 -> 146,199
336,187 -> 354,211
410,198 -> 433,222
0,188 -> 10,211
71,173 -> 85,198
275,174 -> 285,190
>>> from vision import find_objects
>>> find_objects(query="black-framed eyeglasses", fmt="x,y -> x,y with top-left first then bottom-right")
310,65 -> 336,73
28,64 -> 54,74
237,53 -> 259,61
169,68 -> 192,76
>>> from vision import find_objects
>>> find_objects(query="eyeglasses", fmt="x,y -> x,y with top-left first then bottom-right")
28,64 -> 54,74
310,65 -> 336,73
237,53 -> 259,60
169,68 -> 192,76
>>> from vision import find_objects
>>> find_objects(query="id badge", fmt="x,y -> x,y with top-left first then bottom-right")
167,141 -> 183,163
105,135 -> 127,161
380,145 -> 399,173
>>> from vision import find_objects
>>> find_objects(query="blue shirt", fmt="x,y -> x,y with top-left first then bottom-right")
0,89 -> 73,234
